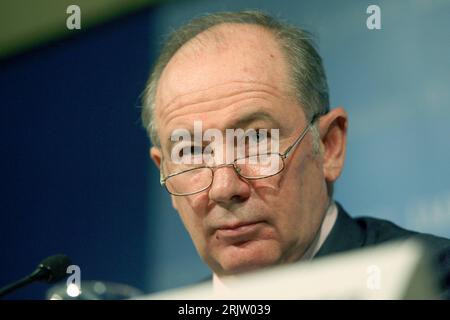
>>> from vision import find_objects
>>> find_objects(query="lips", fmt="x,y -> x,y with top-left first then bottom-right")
215,221 -> 264,243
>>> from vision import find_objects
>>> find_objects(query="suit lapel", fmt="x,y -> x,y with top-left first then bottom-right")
315,202 -> 366,258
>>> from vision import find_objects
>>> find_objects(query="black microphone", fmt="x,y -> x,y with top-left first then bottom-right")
0,254 -> 72,298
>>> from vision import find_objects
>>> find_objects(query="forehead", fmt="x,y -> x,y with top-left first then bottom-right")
155,23 -> 293,120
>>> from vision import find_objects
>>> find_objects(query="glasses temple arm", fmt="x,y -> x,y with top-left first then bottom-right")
159,155 -> 166,185
283,113 -> 321,158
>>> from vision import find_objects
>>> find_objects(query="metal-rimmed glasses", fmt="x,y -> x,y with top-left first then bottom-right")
160,113 -> 321,196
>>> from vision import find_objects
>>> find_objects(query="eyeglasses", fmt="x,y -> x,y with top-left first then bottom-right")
160,113 -> 321,196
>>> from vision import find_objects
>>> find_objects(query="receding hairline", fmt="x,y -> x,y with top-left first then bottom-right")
168,22 -> 284,58
157,22 -> 292,89
142,11 -> 330,149
155,22 -> 298,123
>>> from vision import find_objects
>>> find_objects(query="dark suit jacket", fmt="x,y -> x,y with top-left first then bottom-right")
316,202 -> 450,298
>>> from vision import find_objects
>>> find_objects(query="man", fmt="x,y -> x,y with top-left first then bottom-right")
141,11 -> 449,295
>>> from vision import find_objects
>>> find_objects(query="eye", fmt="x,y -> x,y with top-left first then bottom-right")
178,145 -> 203,158
250,129 -> 270,143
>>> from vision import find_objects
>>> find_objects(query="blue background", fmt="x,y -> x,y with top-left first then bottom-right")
0,9 -> 153,299
1,0 -> 449,299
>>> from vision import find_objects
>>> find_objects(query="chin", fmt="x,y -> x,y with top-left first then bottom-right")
216,239 -> 281,275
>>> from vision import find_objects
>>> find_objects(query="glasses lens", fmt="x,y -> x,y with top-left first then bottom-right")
235,153 -> 284,179
165,167 -> 213,195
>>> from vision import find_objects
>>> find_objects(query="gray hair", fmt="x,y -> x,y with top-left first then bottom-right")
141,10 -> 329,149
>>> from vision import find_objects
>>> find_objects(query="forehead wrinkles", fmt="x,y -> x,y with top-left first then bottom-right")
157,81 -> 286,126
154,23 -> 295,135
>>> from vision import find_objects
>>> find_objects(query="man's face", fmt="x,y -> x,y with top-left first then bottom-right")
151,24 -> 342,276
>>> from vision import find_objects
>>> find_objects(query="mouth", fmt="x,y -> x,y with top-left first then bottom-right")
215,221 -> 265,243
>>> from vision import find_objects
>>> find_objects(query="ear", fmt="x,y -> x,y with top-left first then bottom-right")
150,147 -> 179,210
318,107 -> 348,183
150,146 -> 162,169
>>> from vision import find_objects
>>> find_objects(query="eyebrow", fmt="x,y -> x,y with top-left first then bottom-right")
166,110 -> 281,148
233,110 -> 280,129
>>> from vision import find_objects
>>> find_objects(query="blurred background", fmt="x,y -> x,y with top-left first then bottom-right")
1,0 -> 449,299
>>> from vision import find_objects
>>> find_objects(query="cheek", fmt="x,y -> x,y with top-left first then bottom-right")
174,191 -> 210,219
285,153 -> 324,199
173,195 -> 210,250
260,155 -> 324,241
187,191 -> 211,211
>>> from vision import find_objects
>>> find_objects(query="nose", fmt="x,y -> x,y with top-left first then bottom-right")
208,164 -> 251,205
